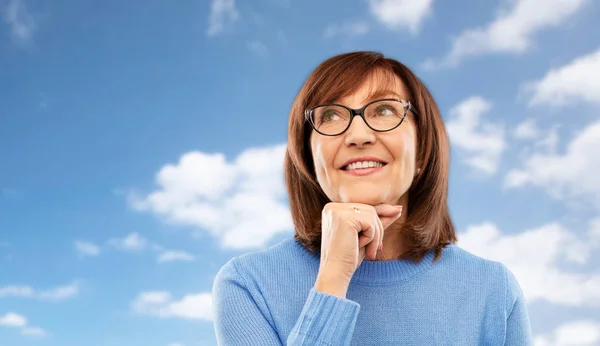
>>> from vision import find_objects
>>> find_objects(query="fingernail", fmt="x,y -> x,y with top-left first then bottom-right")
379,242 -> 383,251
395,205 -> 403,213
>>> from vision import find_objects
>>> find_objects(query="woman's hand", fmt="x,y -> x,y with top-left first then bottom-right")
313,203 -> 403,298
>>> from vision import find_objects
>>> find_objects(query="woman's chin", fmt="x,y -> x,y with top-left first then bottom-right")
339,193 -> 388,206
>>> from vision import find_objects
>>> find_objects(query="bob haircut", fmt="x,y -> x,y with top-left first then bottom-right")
284,51 -> 456,262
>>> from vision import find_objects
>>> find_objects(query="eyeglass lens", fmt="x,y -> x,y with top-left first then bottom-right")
311,100 -> 406,135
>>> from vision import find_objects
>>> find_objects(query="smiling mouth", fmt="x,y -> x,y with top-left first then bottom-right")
342,161 -> 387,171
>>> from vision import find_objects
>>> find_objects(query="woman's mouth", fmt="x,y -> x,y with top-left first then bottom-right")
342,161 -> 387,176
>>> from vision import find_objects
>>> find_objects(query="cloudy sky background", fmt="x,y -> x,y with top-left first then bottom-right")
1,0 -> 599,345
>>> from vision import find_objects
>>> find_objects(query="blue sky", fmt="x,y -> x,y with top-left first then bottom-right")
1,0 -> 600,345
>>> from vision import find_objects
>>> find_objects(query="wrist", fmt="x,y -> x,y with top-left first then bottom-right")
314,273 -> 350,299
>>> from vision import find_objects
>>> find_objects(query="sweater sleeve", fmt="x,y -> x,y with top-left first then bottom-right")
212,258 -> 283,345
502,264 -> 533,346
212,258 -> 361,346
287,288 -> 360,345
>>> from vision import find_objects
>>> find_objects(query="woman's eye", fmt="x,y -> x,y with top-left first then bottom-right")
321,110 -> 339,121
376,106 -> 395,116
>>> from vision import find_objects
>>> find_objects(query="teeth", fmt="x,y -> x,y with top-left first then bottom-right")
345,161 -> 384,170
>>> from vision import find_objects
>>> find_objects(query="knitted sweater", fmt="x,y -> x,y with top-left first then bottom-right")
212,237 -> 532,345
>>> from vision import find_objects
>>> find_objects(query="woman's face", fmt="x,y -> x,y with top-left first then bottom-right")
310,74 -> 419,206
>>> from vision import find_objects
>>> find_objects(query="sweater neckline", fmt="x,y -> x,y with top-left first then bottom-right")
291,238 -> 440,285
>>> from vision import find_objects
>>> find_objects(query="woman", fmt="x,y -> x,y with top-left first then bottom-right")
212,51 -> 532,345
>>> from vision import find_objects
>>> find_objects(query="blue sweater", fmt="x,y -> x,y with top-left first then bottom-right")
212,238 -> 532,345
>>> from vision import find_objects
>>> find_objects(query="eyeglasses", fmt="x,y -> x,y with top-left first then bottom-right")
305,98 -> 419,136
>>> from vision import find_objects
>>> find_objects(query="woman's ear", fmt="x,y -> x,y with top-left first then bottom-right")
415,160 -> 422,177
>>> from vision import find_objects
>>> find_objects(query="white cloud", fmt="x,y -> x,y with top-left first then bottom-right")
514,119 -> 541,140
207,0 -> 239,36
512,120 -> 560,154
109,232 -> 148,252
74,240 -> 101,257
458,221 -> 600,306
37,284 -> 78,301
21,326 -> 46,337
590,218 -> 600,246
523,48 -> 600,107
129,144 -> 292,249
505,121 -> 600,206
446,96 -> 506,174
533,125 -> 560,153
324,22 -> 369,39
157,251 -> 195,263
368,0 -> 433,34
427,0 -> 589,67
246,40 -> 268,57
0,312 -> 46,337
534,320 -> 600,346
0,283 -> 78,301
132,291 -> 213,321
0,285 -> 34,298
0,312 -> 27,327
2,0 -> 35,43
168,343 -> 185,346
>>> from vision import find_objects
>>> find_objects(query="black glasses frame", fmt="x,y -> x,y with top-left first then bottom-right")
304,98 -> 419,136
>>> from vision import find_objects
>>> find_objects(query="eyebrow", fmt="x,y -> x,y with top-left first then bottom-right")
322,89 -> 405,106
362,90 -> 404,103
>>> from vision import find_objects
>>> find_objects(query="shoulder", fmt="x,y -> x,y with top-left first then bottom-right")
442,245 -> 524,309
442,244 -> 509,274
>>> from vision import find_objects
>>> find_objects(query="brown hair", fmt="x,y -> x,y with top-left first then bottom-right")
284,51 -> 456,262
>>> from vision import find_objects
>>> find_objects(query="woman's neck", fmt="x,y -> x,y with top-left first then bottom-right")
371,220 -> 408,261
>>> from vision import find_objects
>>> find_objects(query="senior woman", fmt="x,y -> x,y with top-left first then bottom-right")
212,51 -> 532,345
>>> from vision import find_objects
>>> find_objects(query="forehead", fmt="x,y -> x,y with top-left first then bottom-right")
318,69 -> 409,107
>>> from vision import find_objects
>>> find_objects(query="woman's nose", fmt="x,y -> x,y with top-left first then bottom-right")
343,115 -> 377,147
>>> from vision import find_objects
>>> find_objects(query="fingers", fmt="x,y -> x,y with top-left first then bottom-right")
350,206 -> 384,260
364,213 -> 383,260
373,215 -> 384,260
376,205 -> 403,229
373,204 -> 403,218
358,204 -> 402,260
355,212 -> 377,249
323,202 -> 402,263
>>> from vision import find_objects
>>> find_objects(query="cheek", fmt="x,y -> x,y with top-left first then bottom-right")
400,136 -> 416,171
310,139 -> 331,181
393,127 -> 417,177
